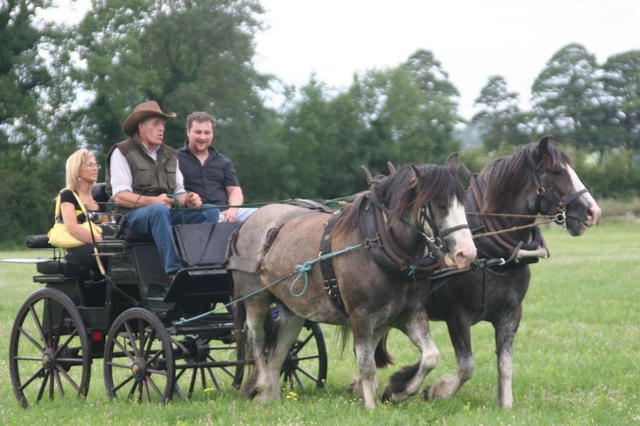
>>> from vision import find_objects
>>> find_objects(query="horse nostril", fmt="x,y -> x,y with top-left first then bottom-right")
455,251 -> 472,266
587,205 -> 602,225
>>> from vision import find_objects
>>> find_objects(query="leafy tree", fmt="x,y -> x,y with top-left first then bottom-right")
1,0 -> 48,161
74,0 -> 268,157
0,0 -> 75,243
276,78 -> 368,200
531,43 -> 605,152
349,50 -> 463,168
472,75 -> 530,151
601,50 -> 640,152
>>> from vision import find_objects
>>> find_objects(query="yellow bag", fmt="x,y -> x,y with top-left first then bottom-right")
47,191 -> 102,249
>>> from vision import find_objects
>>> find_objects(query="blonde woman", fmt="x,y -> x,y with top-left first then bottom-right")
58,148 -> 107,273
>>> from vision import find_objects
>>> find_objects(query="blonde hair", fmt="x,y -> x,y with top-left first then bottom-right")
65,148 -> 95,191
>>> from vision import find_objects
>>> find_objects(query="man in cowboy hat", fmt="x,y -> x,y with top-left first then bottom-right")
105,101 -> 219,281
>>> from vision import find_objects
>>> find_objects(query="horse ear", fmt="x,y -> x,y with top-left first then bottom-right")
538,135 -> 555,157
445,152 -> 459,173
361,165 -> 375,187
387,161 -> 397,175
410,164 -> 420,179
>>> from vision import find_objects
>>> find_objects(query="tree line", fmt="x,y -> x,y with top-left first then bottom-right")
1,0 -> 639,246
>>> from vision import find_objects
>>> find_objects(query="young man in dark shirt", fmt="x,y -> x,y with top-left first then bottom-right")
177,111 -> 255,222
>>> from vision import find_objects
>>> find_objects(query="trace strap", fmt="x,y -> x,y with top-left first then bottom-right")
319,212 -> 349,315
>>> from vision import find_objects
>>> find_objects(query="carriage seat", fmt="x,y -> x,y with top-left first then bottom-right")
25,235 -> 97,278
26,234 -> 53,249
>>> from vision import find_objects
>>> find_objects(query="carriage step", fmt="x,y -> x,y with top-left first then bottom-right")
33,274 -> 66,284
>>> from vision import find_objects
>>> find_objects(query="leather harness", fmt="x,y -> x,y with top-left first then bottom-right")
319,213 -> 348,315
318,192 -> 447,315
460,163 -> 546,264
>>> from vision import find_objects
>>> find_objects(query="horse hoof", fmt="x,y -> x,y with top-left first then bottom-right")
347,380 -> 362,396
421,387 -> 432,400
381,387 -> 392,402
241,387 -> 260,400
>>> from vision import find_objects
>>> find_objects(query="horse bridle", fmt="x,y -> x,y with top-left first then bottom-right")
420,203 -> 470,252
531,172 -> 589,228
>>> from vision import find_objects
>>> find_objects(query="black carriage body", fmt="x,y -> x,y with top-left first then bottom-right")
12,211 -> 327,407
31,221 -> 241,355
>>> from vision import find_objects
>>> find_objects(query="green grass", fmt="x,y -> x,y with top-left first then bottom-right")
0,223 -> 639,425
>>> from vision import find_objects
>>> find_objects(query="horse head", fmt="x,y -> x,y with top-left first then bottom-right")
378,157 -> 476,270
480,136 -> 601,237
532,136 -> 601,236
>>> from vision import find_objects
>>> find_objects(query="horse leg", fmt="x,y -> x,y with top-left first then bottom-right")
494,305 -> 522,409
262,309 -> 306,401
235,274 -> 274,401
352,327 -> 378,409
382,310 -> 440,403
424,316 -> 474,401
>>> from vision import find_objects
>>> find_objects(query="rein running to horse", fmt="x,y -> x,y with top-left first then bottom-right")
175,163 -> 464,326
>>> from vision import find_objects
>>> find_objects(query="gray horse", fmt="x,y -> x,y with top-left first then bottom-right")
229,158 -> 476,408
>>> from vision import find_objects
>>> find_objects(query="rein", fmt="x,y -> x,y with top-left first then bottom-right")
358,194 -> 452,278
467,212 -> 555,239
462,169 -> 589,241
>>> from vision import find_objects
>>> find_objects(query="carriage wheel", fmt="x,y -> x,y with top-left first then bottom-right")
172,299 -> 246,399
172,331 -> 246,399
9,288 -> 92,409
103,307 -> 175,404
281,320 -> 327,390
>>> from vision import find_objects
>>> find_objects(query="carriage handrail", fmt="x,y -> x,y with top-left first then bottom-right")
95,195 -> 356,212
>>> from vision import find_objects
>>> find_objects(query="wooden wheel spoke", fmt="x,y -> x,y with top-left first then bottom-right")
112,336 -> 136,362
17,325 -> 45,353
123,322 -> 139,356
28,305 -> 47,348
55,364 -> 82,393
146,374 -> 166,401
55,328 -> 79,357
18,366 -> 46,391
53,307 -> 69,349
53,370 -> 67,399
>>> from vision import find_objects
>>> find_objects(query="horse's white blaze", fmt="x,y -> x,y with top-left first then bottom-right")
443,198 -> 476,269
566,164 -> 601,225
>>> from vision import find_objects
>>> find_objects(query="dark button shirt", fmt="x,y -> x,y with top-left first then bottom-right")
177,143 -> 240,206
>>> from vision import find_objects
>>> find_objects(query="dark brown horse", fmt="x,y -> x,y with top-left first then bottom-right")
229,158 -> 477,408
377,136 -> 601,408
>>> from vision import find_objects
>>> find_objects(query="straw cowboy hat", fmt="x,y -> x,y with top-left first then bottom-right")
123,101 -> 177,137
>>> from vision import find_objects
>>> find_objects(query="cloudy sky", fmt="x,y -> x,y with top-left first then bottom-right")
43,0 -> 639,119
254,0 -> 640,119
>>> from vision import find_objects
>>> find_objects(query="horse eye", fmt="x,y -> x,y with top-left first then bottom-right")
549,168 -> 563,176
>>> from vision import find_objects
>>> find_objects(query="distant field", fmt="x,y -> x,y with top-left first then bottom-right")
0,222 -> 638,425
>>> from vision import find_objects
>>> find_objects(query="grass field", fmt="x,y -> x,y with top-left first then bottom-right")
0,221 -> 638,425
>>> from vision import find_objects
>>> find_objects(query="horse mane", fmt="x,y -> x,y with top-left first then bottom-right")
334,163 -> 465,235
481,141 -> 572,213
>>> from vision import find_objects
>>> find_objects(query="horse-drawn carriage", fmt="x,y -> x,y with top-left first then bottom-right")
9,137 -> 601,410
8,186 -> 328,408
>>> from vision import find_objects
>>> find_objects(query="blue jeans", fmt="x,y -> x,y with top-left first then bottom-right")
125,205 -> 219,274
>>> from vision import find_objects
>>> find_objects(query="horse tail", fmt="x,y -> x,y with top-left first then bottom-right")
234,298 -> 247,346
375,332 -> 394,368
263,307 -> 279,355
338,325 -> 351,355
